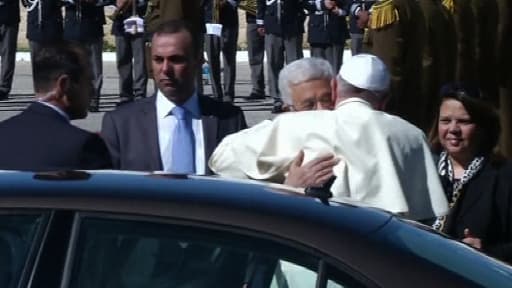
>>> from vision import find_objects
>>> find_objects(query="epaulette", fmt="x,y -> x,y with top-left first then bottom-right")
369,0 -> 399,30
442,0 -> 454,14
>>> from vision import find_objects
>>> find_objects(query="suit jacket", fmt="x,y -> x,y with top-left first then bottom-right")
209,98 -> 448,220
101,95 -> 247,173
305,0 -> 350,45
63,2 -> 106,42
256,0 -> 306,37
0,102 -> 112,171
0,0 -> 20,25
443,160 -> 512,263
26,0 -> 63,43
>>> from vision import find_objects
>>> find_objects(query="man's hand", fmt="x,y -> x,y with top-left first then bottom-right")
284,151 -> 339,188
324,0 -> 336,10
356,10 -> 370,29
462,228 -> 483,250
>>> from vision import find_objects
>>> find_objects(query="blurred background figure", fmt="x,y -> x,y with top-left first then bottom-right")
24,0 -> 64,70
257,0 -> 306,113
111,0 -> 148,106
204,0 -> 240,102
305,0 -> 349,74
242,5 -> 266,101
429,83 -> 512,263
0,0 -> 20,101
63,0 -> 107,112
348,0 -> 373,55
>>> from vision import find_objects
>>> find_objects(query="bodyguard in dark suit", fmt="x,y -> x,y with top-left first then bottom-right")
63,0 -> 106,112
25,0 -> 63,60
0,43 -> 112,171
257,0 -> 306,113
111,0 -> 148,105
204,0 -> 240,102
305,0 -> 349,73
102,20 -> 247,173
0,0 -> 20,100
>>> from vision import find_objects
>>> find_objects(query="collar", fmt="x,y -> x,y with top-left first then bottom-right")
156,90 -> 201,119
334,97 -> 372,109
37,101 -> 70,122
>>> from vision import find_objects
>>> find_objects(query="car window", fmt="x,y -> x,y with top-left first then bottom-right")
67,216 -> 366,288
0,213 -> 45,288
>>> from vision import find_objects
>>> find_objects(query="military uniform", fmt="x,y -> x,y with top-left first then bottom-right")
257,0 -> 306,112
26,0 -> 63,59
419,0 -> 456,130
204,0 -> 239,102
497,0 -> 512,157
305,0 -> 350,73
112,0 -> 148,103
0,0 -> 20,99
63,1 -> 106,111
368,0 -> 426,130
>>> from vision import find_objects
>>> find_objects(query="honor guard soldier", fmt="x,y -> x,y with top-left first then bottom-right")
257,0 -> 306,113
419,0 -> 456,131
242,5 -> 266,100
496,0 -> 511,157
305,0 -> 350,73
63,0 -> 107,112
24,0 -> 64,60
0,0 -> 20,100
366,0 -> 426,130
204,0 -> 240,102
111,0 -> 148,105
349,0 -> 374,55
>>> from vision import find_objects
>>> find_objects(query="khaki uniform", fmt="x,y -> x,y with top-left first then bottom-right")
446,0 -> 477,84
145,0 -> 203,34
367,0 -> 426,130
470,0 -> 499,105
497,0 -> 512,157
419,0 -> 456,130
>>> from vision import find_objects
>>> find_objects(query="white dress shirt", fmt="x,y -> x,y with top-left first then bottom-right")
156,91 -> 205,174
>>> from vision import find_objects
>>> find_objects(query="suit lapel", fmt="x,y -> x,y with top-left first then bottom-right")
141,96 -> 164,170
455,166 -> 495,219
199,96 -> 218,174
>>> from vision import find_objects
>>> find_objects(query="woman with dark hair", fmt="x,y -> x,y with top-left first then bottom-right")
428,82 -> 512,263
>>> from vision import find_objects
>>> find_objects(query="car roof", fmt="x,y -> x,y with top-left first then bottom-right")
0,170 -> 392,234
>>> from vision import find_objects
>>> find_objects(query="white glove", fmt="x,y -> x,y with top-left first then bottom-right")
123,16 -> 144,35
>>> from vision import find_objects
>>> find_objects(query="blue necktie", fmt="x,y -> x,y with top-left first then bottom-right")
170,106 -> 196,174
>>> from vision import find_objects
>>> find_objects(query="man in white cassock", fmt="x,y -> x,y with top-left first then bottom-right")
209,53 -> 448,221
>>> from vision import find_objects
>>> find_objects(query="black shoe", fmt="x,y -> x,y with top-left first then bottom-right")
0,93 -> 8,101
271,102 -> 284,114
245,92 -> 265,100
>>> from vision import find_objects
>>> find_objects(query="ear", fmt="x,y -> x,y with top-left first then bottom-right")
54,74 -> 71,104
330,78 -> 338,104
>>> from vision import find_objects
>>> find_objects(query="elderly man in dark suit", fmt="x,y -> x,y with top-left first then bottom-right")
0,0 -> 20,101
0,43 -> 112,171
101,20 -> 247,173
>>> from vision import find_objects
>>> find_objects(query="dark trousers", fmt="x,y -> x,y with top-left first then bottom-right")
88,38 -> 103,106
205,25 -> 238,102
310,43 -> 345,74
265,33 -> 303,103
0,23 -> 18,96
115,34 -> 147,101
246,23 -> 265,96
350,33 -> 363,55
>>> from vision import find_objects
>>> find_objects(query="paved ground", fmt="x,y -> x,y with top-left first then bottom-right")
0,60 -> 275,131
